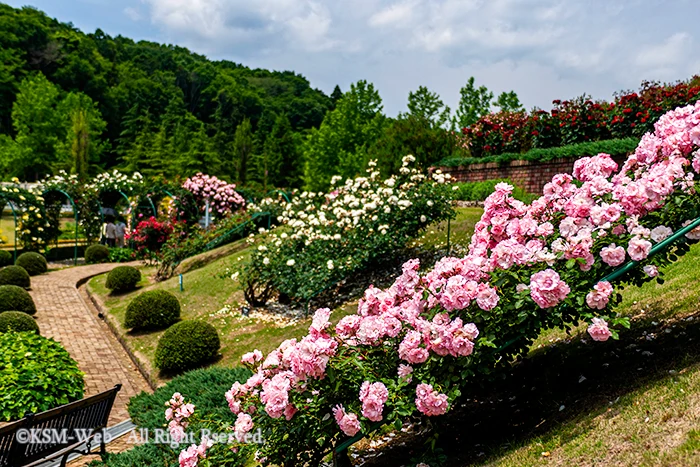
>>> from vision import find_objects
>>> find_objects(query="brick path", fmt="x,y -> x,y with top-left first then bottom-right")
29,263 -> 152,426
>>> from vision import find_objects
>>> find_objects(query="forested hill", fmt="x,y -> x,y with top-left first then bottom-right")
0,3 -> 336,185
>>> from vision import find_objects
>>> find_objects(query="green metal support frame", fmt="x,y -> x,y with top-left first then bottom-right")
0,196 -> 18,262
332,214 -> 700,458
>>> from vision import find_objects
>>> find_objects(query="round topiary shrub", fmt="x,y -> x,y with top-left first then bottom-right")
15,252 -> 47,276
124,290 -> 181,330
0,285 -> 36,315
0,250 -> 12,267
85,244 -> 110,264
0,311 -> 39,334
105,266 -> 141,293
0,331 -> 83,421
155,320 -> 220,372
0,265 -> 30,288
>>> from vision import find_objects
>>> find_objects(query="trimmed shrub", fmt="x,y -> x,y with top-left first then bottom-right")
128,366 -> 252,429
0,311 -> 39,334
0,285 -> 36,315
85,244 -> 110,264
0,250 -> 11,267
87,367 -> 252,467
154,320 -> 220,372
124,290 -> 180,330
0,265 -> 30,288
15,252 -> 47,276
105,266 -> 141,293
0,332 -> 83,421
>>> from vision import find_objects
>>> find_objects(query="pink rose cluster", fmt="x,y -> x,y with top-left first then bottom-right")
183,173 -> 245,214
178,437 -> 212,467
212,101 -> 700,460
165,392 -> 195,443
415,383 -> 449,416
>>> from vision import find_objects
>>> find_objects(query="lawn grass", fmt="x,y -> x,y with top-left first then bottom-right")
87,238 -> 358,385
410,206 -> 483,251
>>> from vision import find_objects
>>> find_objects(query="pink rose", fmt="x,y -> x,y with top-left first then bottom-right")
359,381 -> 388,422
600,244 -> 626,267
415,383 -> 449,416
587,317 -> 612,342
529,269 -> 571,309
643,265 -> 659,277
585,281 -> 613,310
333,405 -> 361,436
627,237 -> 652,261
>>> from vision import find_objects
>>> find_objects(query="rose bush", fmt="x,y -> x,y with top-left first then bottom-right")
462,76 -> 700,159
161,102 -> 700,466
183,173 -> 246,216
242,157 -> 455,306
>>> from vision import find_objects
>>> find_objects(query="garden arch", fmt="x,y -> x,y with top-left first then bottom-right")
43,188 -> 79,265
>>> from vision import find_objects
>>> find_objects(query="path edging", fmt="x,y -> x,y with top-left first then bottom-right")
79,276 -> 160,391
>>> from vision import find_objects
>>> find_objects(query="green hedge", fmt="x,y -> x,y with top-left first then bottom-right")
0,311 -> 39,334
87,367 -> 252,467
451,180 -> 538,203
437,137 -> 639,168
15,252 -> 47,276
124,290 -> 180,330
0,285 -> 36,315
85,244 -> 110,264
154,321 -> 220,373
105,266 -> 141,293
0,332 -> 84,421
0,265 -> 30,288
0,250 -> 11,267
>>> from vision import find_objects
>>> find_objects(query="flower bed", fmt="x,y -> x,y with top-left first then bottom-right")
461,77 -> 700,159
242,157 -> 455,306
158,102 -> 700,466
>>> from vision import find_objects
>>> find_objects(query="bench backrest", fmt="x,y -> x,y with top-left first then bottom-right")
0,384 -> 121,467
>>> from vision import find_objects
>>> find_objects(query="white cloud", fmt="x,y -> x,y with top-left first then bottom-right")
123,6 -> 142,21
137,0 -> 700,115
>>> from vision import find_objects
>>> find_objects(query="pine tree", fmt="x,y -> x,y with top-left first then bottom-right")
233,118 -> 254,186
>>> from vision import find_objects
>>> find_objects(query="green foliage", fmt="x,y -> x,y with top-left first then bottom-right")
233,118 -> 254,185
0,331 -> 84,421
0,285 -> 36,315
0,311 -> 39,334
303,80 -> 386,191
0,265 -> 30,288
154,320 -> 220,372
15,252 -> 47,276
494,90 -> 524,113
249,113 -> 300,190
243,165 -> 455,305
128,366 -> 252,429
0,4 -> 331,181
451,180 -> 537,203
406,85 -> 451,128
369,115 -> 461,175
105,265 -> 141,292
0,250 -> 11,267
454,76 -> 494,129
85,244 -> 110,264
108,247 -> 135,263
124,290 -> 181,330
437,137 -> 640,167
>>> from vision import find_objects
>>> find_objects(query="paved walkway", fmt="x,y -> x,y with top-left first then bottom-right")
29,263 -> 151,426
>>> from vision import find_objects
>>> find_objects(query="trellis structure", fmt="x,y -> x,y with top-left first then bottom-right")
43,188 -> 80,265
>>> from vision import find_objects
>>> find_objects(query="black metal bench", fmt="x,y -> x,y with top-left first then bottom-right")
0,384 -> 121,467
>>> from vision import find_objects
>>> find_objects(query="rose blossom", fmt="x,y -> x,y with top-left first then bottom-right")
643,265 -> 659,277
627,236 -> 652,261
529,269 -> 571,309
333,405 -> 361,436
359,381 -> 388,422
585,281 -> 613,310
587,317 -> 612,342
398,364 -> 413,382
415,383 -> 449,416
650,225 -> 673,243
600,244 -> 626,267
234,413 -> 254,441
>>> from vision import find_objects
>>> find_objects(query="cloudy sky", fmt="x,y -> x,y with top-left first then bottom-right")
6,0 -> 700,116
